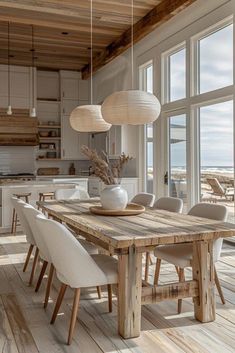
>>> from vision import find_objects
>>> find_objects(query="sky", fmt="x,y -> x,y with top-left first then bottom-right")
152,23 -> 234,169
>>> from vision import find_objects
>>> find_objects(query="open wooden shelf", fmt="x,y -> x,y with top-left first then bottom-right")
38,125 -> 61,129
39,137 -> 61,141
36,158 -> 61,161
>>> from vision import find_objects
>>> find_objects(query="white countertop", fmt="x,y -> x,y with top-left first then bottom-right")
36,175 -> 88,178
0,180 -> 86,189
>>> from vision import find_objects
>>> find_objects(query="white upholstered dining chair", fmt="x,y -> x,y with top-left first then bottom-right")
11,197 -> 38,285
23,205 -> 54,307
23,205 -> 101,306
55,187 -> 90,201
153,202 -> 227,313
36,215 -> 118,345
131,192 -> 155,207
144,196 -> 183,281
153,196 -> 183,213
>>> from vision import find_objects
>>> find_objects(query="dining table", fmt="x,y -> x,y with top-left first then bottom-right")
37,198 -> 235,339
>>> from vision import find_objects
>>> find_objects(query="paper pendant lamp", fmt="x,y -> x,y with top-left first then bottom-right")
70,104 -> 111,132
101,90 -> 161,125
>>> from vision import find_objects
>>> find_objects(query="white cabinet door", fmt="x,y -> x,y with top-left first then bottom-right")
108,126 -> 122,156
90,132 -> 108,154
61,78 -> 79,100
78,80 -> 89,101
61,115 -> 79,159
62,100 -> 79,116
120,179 -> 139,201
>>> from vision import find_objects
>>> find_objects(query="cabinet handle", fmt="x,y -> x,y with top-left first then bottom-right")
63,108 -> 65,114
62,91 -> 65,98
63,149 -> 65,157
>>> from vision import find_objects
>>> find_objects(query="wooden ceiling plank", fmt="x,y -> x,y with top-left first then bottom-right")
82,0 -> 197,79
0,12 -> 123,36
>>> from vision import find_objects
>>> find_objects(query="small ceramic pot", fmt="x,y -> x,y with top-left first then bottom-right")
100,184 -> 128,210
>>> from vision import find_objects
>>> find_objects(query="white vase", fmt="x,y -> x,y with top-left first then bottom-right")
100,184 -> 128,210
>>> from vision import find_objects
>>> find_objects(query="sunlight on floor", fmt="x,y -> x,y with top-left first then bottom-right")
0,234 -> 26,245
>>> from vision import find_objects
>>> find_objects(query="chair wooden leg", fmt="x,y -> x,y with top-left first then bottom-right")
11,208 -> 16,234
214,266 -> 226,304
175,266 -> 179,275
44,264 -> 54,309
29,247 -> 39,286
107,284 -> 112,313
154,258 -> 162,285
96,286 -> 102,299
67,288 -> 80,345
23,244 -> 34,272
51,283 -> 67,324
178,268 -> 185,314
149,254 -> 153,266
35,260 -> 48,292
144,252 -> 150,282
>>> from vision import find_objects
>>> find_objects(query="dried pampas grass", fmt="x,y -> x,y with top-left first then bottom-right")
81,145 -> 132,185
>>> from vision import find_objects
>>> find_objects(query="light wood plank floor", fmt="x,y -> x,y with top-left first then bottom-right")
0,232 -> 235,353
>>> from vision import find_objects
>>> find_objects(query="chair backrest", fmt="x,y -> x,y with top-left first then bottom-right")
188,203 -> 228,262
207,178 -> 225,196
54,187 -> 90,201
35,216 -> 108,288
153,197 -> 183,213
11,197 -> 35,245
131,192 -> 155,207
23,205 -> 50,262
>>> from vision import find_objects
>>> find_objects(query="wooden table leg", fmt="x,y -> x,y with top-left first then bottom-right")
192,240 -> 215,322
118,245 -> 142,339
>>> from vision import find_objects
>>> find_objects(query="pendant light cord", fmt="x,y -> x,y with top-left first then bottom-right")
31,25 -> 35,110
7,21 -> 10,107
90,0 -> 93,104
131,0 -> 134,90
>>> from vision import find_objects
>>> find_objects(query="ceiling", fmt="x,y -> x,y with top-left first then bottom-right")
0,0 -> 196,77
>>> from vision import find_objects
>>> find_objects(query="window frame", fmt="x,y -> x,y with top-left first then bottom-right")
191,16 -> 233,97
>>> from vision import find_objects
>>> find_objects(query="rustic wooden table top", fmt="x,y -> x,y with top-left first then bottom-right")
38,199 -> 235,250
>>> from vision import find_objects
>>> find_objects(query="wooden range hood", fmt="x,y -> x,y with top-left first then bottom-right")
0,109 -> 38,146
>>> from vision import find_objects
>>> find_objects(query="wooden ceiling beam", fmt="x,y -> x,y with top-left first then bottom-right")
82,0 -> 197,79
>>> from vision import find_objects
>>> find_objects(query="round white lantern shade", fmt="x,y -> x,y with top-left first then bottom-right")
101,90 -> 161,125
70,105 -> 111,132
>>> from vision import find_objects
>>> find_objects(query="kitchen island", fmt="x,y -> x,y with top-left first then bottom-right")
0,178 -> 88,231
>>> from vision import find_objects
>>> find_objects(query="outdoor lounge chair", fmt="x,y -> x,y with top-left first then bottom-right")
207,178 -> 234,200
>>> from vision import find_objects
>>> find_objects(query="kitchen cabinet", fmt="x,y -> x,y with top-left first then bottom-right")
61,77 -> 79,100
61,116 -> 90,160
62,100 -> 79,116
108,126 -> 122,157
90,132 -> 108,154
88,178 -> 139,200
60,70 -> 90,160
61,115 -> 79,160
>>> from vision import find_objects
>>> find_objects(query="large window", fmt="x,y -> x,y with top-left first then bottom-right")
139,10 -> 234,217
198,24 -> 233,94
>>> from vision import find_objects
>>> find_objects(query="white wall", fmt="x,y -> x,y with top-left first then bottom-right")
0,146 -> 36,174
